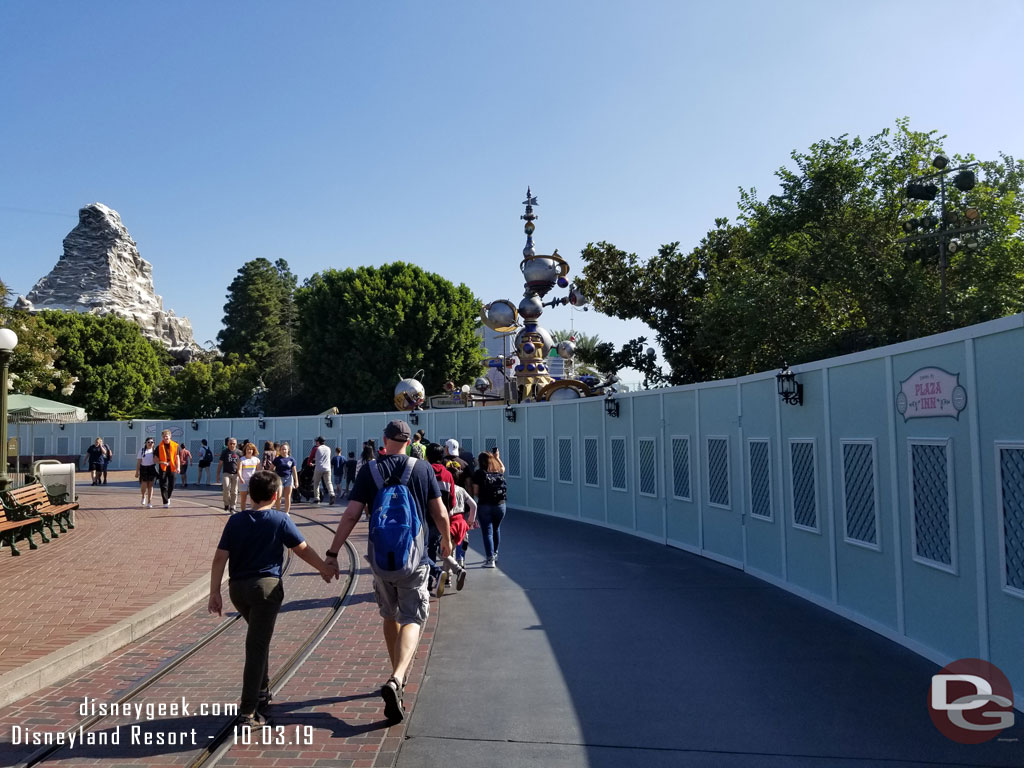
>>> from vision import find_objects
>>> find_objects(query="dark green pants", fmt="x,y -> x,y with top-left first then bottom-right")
229,576 -> 284,714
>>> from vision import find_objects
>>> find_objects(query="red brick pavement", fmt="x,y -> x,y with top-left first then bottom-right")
0,489 -> 445,768
0,472 -> 227,675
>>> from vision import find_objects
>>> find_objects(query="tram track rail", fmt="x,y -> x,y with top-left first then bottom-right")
14,509 -> 357,768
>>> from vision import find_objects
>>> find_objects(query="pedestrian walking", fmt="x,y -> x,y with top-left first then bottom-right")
155,429 -> 181,508
85,437 -> 106,486
238,442 -> 261,512
323,420 -> 451,724
135,437 -> 157,507
311,436 -> 334,505
217,437 -> 243,512
179,444 -> 192,488
471,449 -> 507,568
343,451 -> 357,496
261,441 -> 276,471
208,470 -> 334,726
272,442 -> 298,515
196,439 -> 214,485
331,447 -> 345,502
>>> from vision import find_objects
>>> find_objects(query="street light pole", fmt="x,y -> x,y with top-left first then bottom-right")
0,327 -> 19,492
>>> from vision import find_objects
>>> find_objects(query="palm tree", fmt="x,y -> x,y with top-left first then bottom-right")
550,329 -> 603,377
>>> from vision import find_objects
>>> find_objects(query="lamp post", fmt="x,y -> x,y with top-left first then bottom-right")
902,154 -> 985,321
0,327 -> 19,492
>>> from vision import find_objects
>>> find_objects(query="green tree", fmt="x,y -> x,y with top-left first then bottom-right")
162,356 -> 261,418
33,311 -> 165,419
217,258 -> 299,413
550,329 -> 604,376
295,262 -> 485,413
0,294 -> 75,396
578,120 -> 1024,383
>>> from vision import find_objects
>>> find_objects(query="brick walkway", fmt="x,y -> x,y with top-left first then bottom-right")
0,477 -> 442,767
0,472 -> 227,674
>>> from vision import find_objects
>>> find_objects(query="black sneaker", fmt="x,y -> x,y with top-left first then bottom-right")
381,677 -> 404,723
456,567 -> 467,591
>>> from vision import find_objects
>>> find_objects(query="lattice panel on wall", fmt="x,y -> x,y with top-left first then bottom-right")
125,436 -> 137,457
485,436 -> 498,453
532,437 -> 546,480
999,447 -> 1024,590
584,437 -> 599,487
911,443 -> 952,566
791,441 -> 817,529
34,437 -> 46,455
558,438 -> 572,483
749,440 -> 771,519
672,437 -> 690,500
639,439 -> 656,496
462,437 -> 474,457
189,440 -> 203,457
843,443 -> 877,545
507,437 -> 521,478
57,436 -> 69,455
347,438 -> 357,457
708,438 -> 729,507
80,437 -> 91,454
611,438 -> 627,491
302,439 -> 314,459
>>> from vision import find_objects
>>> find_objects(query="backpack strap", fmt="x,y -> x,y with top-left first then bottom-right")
370,456 -> 417,490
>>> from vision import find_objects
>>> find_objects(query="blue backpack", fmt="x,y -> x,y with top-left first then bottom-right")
367,457 -> 425,578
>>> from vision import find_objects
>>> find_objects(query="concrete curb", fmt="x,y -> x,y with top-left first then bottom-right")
0,570 -> 216,710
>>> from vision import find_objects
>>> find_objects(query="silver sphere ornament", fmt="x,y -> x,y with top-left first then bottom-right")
480,300 -> 518,332
474,376 -> 490,393
522,257 -> 557,288
519,294 -> 544,320
393,377 -> 426,411
557,340 -> 576,359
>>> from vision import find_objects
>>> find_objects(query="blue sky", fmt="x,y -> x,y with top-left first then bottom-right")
2,1 -> 1022,384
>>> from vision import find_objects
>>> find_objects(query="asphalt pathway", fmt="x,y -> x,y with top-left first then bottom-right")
398,510 -> 1023,768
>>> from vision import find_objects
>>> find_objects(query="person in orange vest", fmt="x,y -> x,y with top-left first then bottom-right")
156,429 -> 182,508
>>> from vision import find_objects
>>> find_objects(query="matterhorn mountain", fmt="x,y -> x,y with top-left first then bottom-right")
15,203 -> 199,360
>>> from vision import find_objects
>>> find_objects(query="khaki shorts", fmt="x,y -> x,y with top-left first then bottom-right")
372,564 -> 430,626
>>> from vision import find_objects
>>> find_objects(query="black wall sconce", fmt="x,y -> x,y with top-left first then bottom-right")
191,419 -> 199,431
776,364 -> 803,406
59,422 -> 65,430
409,411 -> 419,426
604,393 -> 620,418
257,417 -> 267,430
127,420 -> 134,430
324,415 -> 333,429
504,405 -> 516,423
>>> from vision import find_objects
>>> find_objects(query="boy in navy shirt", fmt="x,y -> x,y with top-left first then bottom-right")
208,470 -> 334,725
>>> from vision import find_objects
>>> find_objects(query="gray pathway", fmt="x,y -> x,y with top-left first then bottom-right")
398,510 -> 1022,768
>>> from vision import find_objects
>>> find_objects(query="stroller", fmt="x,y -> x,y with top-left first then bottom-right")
295,457 -> 316,503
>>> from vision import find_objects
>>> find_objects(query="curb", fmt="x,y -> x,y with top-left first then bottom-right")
0,570 -> 217,710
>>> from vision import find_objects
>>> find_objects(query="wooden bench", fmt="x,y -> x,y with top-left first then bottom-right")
0,498 -> 46,556
2,483 -> 78,542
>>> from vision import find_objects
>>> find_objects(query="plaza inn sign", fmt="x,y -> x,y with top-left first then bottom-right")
896,367 -> 968,421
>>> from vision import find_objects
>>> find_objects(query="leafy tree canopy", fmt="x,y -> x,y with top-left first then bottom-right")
217,258 -> 299,413
33,310 -> 166,420
577,119 -> 1024,384
295,262 -> 485,413
161,355 -> 261,419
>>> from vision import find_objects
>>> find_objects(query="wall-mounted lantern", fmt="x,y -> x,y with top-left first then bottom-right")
127,420 -> 134,430
324,415 -> 333,429
257,415 -> 267,430
776,364 -> 803,406
191,419 -> 199,431
409,411 -> 419,426
604,393 -> 620,418
504,405 -> 516,423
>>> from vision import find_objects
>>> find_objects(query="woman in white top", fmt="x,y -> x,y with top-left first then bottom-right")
135,437 -> 157,508
237,441 -> 261,512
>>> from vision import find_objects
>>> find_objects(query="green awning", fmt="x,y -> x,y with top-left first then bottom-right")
6,394 -> 87,424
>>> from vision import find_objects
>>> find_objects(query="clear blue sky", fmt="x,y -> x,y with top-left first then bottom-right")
2,1 -> 1022,383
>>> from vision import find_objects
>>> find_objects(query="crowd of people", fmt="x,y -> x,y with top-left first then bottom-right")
202,418 -> 509,728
